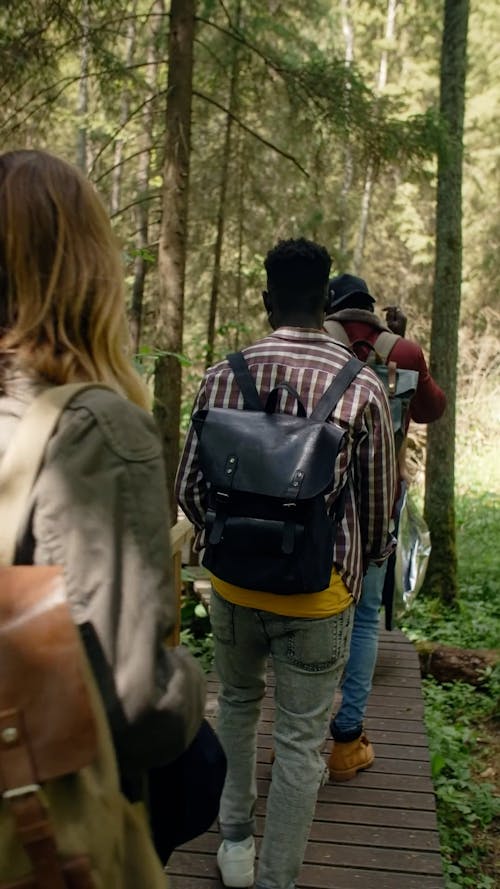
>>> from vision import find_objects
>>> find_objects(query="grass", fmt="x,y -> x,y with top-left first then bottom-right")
402,392 -> 500,889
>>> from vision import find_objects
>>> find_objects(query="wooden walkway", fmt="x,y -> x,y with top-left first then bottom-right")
166,627 -> 445,889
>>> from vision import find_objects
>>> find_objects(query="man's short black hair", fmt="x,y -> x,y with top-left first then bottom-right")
264,237 -> 331,314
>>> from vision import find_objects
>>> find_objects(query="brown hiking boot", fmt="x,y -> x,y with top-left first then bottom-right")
328,733 -> 375,781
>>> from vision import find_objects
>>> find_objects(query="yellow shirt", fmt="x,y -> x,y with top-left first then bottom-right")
210,567 -> 352,618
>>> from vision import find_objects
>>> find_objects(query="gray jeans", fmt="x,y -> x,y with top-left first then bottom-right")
210,589 -> 354,889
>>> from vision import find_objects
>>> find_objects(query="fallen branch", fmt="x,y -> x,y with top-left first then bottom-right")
416,642 -> 499,686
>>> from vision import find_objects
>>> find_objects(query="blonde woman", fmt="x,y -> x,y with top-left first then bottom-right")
0,150 -> 206,837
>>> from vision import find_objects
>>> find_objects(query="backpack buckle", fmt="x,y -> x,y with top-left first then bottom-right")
387,361 -> 397,396
224,455 -> 238,481
3,783 -> 43,800
286,469 -> 304,498
208,494 -> 230,545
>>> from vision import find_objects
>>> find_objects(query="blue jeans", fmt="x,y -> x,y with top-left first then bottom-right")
210,589 -> 354,889
330,561 -> 387,741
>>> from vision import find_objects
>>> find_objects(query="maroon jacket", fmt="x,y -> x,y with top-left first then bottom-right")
324,309 -> 446,425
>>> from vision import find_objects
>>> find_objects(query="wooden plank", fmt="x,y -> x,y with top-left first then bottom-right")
254,762 -> 434,794
312,801 -> 439,830
168,879 -> 218,889
254,778 -> 436,809
296,863 -> 444,889
306,821 -> 441,852
365,716 -> 425,731
365,684 -> 423,698
187,818 -> 441,854
366,703 -> 425,719
167,852 -> 218,878
255,735 -> 431,762
167,871 -> 444,889
166,548 -> 183,646
167,625 -> 445,888
254,706 -> 426,728
326,770 -> 434,794
254,718 -> 428,744
184,824 -> 442,857
301,841 -> 443,875
169,845 -> 444,883
370,674 -> 422,688
170,517 -> 194,554
167,853 -> 444,889
367,757 -> 432,777
167,518 -> 194,646
313,785 -> 436,811
354,729 -> 429,745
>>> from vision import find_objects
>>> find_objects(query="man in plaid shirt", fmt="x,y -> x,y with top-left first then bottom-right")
176,238 -> 396,889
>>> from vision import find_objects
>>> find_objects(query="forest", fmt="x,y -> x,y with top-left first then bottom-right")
1,1 -> 499,887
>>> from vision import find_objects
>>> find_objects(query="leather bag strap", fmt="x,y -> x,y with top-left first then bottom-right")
310,357 -> 364,422
264,382 -> 307,417
226,352 -> 263,411
0,710 -> 66,889
0,382 -> 109,566
228,351 -> 363,422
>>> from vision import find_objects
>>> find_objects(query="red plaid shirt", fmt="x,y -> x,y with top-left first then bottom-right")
176,327 -> 396,603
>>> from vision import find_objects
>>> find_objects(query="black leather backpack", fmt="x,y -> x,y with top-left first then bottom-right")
193,351 -> 363,595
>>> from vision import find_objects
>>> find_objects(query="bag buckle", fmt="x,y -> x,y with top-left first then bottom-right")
3,783 -> 44,801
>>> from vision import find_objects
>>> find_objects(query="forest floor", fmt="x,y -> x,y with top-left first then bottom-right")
403,405 -> 500,889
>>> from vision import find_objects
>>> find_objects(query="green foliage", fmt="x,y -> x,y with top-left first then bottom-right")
422,677 -> 500,889
134,344 -> 192,379
279,54 -> 442,171
179,591 -> 214,673
403,420 -> 500,889
180,626 -> 214,673
405,486 -> 500,646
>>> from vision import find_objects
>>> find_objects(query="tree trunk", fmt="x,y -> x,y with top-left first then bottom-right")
339,0 -> 353,260
130,0 -> 164,352
353,0 -> 398,272
234,132 -> 245,351
154,0 -> 196,517
424,0 -> 469,604
111,4 -> 137,217
205,0 -> 241,369
76,0 -> 90,174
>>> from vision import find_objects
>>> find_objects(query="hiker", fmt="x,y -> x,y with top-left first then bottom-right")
324,273 -> 446,780
0,150 -> 206,808
176,239 -> 396,889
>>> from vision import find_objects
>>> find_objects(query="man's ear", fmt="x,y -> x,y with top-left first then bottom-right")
262,290 -> 272,315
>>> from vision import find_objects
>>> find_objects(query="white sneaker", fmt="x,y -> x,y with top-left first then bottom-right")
216,836 -> 255,887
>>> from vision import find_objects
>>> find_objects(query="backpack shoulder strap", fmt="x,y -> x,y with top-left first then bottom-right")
373,330 -> 400,363
323,317 -> 351,347
0,382 -> 110,566
226,352 -> 263,411
310,357 -> 364,422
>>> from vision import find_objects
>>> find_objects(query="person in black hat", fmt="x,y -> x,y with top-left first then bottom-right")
327,273 -> 406,333
323,272 -> 446,781
328,273 -> 375,309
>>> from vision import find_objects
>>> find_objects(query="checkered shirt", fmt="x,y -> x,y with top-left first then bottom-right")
176,327 -> 396,603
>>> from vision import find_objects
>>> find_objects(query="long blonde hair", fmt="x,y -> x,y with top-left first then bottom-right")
0,149 -> 149,409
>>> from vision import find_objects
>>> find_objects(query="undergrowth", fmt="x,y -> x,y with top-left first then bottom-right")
402,392 -> 500,889
418,677 -> 500,889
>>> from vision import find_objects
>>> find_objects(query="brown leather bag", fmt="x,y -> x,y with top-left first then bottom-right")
0,384 -> 166,889
0,565 -> 98,889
